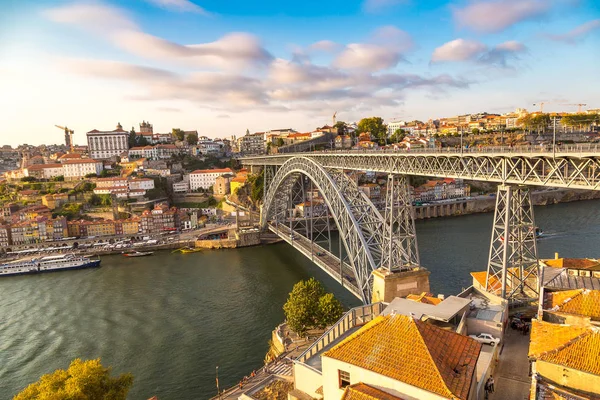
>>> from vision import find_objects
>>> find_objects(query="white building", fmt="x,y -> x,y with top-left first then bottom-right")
172,181 -> 190,193
62,159 -> 103,180
129,178 -> 155,191
387,120 -> 406,137
24,163 -> 64,179
189,168 -> 234,190
87,123 -> 129,159
129,146 -> 158,160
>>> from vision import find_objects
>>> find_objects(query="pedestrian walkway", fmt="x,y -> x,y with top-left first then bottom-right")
269,361 -> 292,376
488,327 -> 531,400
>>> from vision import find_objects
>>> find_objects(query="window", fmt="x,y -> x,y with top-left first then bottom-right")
338,370 -> 350,388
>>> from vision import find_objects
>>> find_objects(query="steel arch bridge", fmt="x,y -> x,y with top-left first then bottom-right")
243,148 -> 600,304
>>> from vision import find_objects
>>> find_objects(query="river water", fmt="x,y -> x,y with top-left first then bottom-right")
1,200 -> 599,399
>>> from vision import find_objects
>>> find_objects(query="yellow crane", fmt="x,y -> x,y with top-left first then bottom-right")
55,125 -> 74,153
561,103 -> 587,113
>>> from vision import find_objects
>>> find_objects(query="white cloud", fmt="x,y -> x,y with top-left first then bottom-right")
453,0 -> 551,33
144,0 -> 210,15
431,39 -> 526,68
45,3 -> 271,69
332,26 -> 413,72
547,19 -> 600,42
308,40 -> 341,52
362,0 -> 407,14
431,39 -> 487,62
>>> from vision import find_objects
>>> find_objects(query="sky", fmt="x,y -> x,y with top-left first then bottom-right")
0,0 -> 599,146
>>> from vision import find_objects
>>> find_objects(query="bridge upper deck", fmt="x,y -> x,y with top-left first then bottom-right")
241,144 -> 600,190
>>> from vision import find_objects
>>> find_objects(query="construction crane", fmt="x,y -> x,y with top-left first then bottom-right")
533,102 -> 549,113
55,125 -> 74,153
561,103 -> 587,113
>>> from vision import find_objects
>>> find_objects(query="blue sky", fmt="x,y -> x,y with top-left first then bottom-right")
1,0 -> 599,145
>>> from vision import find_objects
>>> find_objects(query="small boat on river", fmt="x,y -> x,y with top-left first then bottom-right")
123,251 -> 154,257
173,247 -> 202,254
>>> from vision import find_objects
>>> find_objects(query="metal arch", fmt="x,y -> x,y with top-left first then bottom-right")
261,157 -> 385,303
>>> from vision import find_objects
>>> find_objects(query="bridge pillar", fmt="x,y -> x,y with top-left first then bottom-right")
485,185 -> 539,301
373,174 -> 429,303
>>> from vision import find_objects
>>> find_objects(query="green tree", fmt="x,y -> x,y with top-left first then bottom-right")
137,136 -> 149,146
21,176 -> 37,182
52,175 -> 65,182
186,133 -> 199,145
247,171 -> 264,202
207,196 -> 217,207
334,121 -> 348,136
128,127 -> 137,148
172,128 -> 185,141
85,173 -> 98,178
14,358 -> 133,400
275,138 -> 285,147
471,128 -> 480,135
283,278 -> 344,336
317,293 -> 344,328
390,128 -> 406,143
357,117 -> 387,145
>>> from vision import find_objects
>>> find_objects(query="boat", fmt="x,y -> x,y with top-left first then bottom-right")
174,247 -> 202,254
123,251 -> 154,257
535,227 -> 544,238
0,254 -> 101,277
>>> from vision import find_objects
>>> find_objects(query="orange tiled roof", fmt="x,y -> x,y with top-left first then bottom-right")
545,289 -> 600,321
323,314 -> 481,400
544,258 -> 600,270
529,320 -> 600,376
341,383 -> 406,400
406,292 -> 443,305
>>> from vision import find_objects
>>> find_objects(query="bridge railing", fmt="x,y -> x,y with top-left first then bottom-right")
244,143 -> 600,158
295,302 -> 385,364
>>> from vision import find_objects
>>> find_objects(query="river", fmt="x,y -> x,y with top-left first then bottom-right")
1,200 -> 599,399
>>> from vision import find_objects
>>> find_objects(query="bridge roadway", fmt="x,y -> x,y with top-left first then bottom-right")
268,223 -> 362,299
241,144 -> 600,190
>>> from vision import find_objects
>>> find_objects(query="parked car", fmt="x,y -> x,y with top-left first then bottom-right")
469,333 -> 500,346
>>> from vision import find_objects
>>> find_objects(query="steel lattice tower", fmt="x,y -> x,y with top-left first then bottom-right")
485,185 -> 539,300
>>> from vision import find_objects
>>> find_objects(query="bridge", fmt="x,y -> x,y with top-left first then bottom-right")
241,146 -> 600,304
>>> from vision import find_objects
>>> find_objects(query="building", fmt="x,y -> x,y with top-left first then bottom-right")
62,159 -> 103,180
1,203 -> 19,218
86,123 -> 129,159
320,314 -> 481,400
334,135 -> 352,149
172,180 -> 190,193
129,146 -> 157,160
140,204 -> 179,233
0,224 -> 12,247
229,176 -> 246,194
239,133 -> 265,155
358,183 -> 381,203
213,175 -> 231,195
294,200 -> 327,218
189,168 -> 234,191
24,163 -> 63,179
41,194 -> 69,210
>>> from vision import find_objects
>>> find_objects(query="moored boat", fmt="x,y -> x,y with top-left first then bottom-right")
0,254 -> 101,277
175,247 -> 202,254
123,251 -> 154,257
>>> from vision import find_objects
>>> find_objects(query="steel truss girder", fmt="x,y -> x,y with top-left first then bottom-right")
244,153 -> 600,190
261,157 -> 385,303
382,174 -> 420,271
485,185 -> 539,300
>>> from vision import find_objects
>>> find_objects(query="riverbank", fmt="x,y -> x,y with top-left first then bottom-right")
414,188 -> 600,219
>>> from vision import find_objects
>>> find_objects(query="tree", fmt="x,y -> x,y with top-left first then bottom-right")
85,173 -> 98,178
88,193 -> 102,206
283,278 -> 344,336
317,293 -> 344,328
21,176 -> 37,182
137,136 -> 149,146
357,117 -> 387,145
14,358 -> 133,400
390,128 -> 406,143
207,196 -> 217,207
471,128 -> 480,135
186,133 -> 199,146
128,127 -> 137,148
172,128 -> 185,141
334,121 -> 348,136
275,138 -> 285,147
53,175 -> 65,182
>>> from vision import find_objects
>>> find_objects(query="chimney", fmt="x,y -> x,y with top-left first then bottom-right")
555,252 -> 559,260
